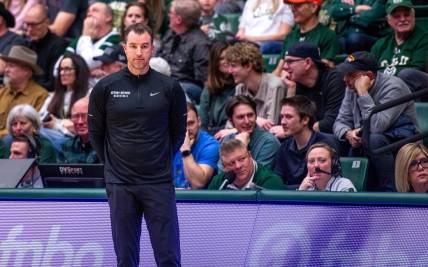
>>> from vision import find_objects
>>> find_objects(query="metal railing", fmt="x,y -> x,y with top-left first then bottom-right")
362,88 -> 428,155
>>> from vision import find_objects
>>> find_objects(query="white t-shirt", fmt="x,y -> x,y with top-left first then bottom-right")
239,0 -> 294,36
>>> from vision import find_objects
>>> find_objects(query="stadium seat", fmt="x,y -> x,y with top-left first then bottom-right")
416,17 -> 428,29
263,54 -> 281,72
414,5 -> 428,17
340,157 -> 369,192
211,13 -> 241,41
334,54 -> 347,64
416,102 -> 428,146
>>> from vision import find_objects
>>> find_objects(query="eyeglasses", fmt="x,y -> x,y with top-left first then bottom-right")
283,58 -> 305,66
409,158 -> 428,171
59,67 -> 76,73
24,19 -> 46,28
71,113 -> 88,120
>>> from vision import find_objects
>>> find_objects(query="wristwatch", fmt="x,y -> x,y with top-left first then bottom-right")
181,150 -> 191,158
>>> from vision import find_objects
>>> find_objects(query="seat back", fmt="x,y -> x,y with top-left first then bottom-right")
210,13 -> 240,41
340,157 -> 369,192
263,54 -> 281,72
416,102 -> 428,146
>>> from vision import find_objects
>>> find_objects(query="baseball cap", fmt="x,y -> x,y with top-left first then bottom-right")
386,0 -> 414,15
284,0 -> 323,5
93,45 -> 127,64
285,42 -> 323,65
336,51 -> 378,75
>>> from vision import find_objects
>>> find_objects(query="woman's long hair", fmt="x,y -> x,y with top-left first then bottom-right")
206,41 -> 234,95
395,142 -> 428,192
48,54 -> 90,118
120,2 -> 151,41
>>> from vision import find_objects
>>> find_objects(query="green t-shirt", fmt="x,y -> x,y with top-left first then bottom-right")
371,25 -> 428,75
281,23 -> 340,61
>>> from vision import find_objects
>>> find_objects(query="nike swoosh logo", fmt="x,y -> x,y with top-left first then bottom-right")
150,92 -> 160,96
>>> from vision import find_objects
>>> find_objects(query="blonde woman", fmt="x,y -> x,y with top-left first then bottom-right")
395,143 -> 428,193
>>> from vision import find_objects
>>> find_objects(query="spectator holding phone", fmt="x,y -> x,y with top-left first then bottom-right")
39,54 -> 90,137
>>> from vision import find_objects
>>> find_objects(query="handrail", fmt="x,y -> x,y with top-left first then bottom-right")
363,88 -> 428,155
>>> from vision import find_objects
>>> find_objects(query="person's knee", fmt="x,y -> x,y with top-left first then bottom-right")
368,133 -> 389,149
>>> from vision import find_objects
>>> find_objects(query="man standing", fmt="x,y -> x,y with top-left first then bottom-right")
88,23 -> 186,267
173,102 -> 219,189
371,0 -> 428,98
59,97 -> 98,164
157,0 -> 210,104
24,4 -> 68,92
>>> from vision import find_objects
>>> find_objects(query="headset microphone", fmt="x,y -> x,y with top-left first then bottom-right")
314,167 -> 331,175
219,171 -> 236,190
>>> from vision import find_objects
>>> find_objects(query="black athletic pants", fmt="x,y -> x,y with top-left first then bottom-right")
106,182 -> 181,267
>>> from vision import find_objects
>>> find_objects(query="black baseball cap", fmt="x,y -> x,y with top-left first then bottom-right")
285,42 -> 323,65
93,45 -> 127,64
336,51 -> 378,75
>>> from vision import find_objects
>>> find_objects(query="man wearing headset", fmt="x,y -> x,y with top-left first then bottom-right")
9,134 -> 43,188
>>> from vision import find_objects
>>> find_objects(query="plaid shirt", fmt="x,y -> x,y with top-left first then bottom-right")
58,135 -> 99,164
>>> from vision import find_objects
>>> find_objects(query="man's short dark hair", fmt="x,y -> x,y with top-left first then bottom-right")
281,95 -> 317,129
11,134 -> 40,158
220,139 -> 248,157
123,23 -> 153,43
186,102 -> 198,117
225,95 -> 257,119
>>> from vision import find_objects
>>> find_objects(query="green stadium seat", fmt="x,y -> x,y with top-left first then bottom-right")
416,102 -> 428,146
416,17 -> 428,29
263,54 -> 281,72
340,157 -> 369,192
414,5 -> 428,17
210,13 -> 241,41
334,54 -> 347,64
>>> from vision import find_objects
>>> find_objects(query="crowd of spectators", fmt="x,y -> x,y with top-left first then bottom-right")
0,0 -> 427,192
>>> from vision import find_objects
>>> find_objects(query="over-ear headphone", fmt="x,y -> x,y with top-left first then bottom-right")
330,148 -> 342,178
12,134 -> 40,160
306,142 -> 342,177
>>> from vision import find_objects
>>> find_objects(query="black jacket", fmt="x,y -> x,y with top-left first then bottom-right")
88,68 -> 187,184
156,28 -> 210,87
296,67 -> 346,133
